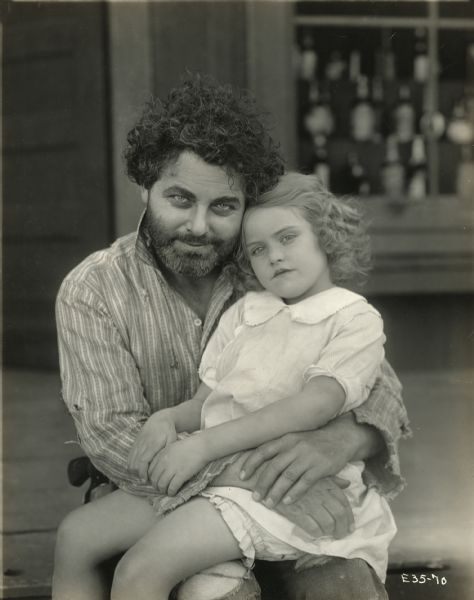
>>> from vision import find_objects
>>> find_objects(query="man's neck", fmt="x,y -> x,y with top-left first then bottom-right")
164,268 -> 220,321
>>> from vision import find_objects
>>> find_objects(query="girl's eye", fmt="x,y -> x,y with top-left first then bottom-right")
250,246 -> 264,257
281,233 -> 297,244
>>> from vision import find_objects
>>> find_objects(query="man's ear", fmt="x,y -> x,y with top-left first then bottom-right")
140,187 -> 148,206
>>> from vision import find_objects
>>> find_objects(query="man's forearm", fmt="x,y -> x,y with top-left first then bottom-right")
323,411 -> 384,463
211,412 -> 383,491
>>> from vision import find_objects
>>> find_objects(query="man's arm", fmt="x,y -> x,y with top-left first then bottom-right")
212,363 -> 409,536
56,278 -> 159,496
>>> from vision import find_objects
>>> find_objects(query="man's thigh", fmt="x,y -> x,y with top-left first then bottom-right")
255,558 -> 388,600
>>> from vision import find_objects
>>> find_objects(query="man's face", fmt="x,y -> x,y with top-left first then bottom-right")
142,151 -> 245,277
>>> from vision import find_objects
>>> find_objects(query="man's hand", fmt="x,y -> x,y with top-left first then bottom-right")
274,476 -> 354,540
239,429 -> 351,508
128,411 -> 177,482
147,436 -> 208,496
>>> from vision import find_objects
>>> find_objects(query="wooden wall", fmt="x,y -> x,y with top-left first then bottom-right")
3,2 -> 112,368
3,2 -> 472,373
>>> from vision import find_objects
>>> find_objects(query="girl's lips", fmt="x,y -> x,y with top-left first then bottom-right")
272,268 -> 294,279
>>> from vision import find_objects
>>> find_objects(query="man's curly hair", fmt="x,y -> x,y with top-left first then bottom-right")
124,74 -> 284,202
238,172 -> 372,288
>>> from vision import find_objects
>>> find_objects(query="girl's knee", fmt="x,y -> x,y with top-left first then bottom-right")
112,549 -> 171,599
55,506 -> 103,566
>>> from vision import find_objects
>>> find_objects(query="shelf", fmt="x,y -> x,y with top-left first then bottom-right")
363,196 -> 474,294
292,2 -> 474,293
295,16 -> 474,31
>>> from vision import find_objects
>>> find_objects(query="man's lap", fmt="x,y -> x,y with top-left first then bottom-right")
256,558 -> 388,600
175,558 -> 388,600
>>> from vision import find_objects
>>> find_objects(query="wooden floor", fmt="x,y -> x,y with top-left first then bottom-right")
2,368 -> 473,599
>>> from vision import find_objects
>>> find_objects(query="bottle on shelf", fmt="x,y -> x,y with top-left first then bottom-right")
311,135 -> 331,190
466,44 -> 474,90
304,82 -> 335,138
446,100 -> 474,146
381,135 -> 405,199
345,151 -> 371,197
350,75 -> 376,142
407,135 -> 428,200
348,50 -> 361,83
325,50 -> 346,81
371,76 -> 385,141
419,86 -> 445,140
375,29 -> 396,81
413,28 -> 429,84
393,85 -> 416,143
456,144 -> 474,202
299,33 -> 318,82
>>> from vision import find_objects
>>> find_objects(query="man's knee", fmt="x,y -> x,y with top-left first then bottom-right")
176,561 -> 261,600
256,558 -> 388,600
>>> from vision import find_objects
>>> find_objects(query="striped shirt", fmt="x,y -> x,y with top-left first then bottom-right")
56,219 -> 411,500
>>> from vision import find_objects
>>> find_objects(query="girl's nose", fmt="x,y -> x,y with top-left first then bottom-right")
268,245 -> 284,264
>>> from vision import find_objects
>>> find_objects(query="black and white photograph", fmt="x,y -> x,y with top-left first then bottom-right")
2,1 -> 474,599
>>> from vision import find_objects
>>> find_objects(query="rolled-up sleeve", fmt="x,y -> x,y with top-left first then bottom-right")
353,359 -> 412,500
56,279 -> 161,496
303,309 -> 386,413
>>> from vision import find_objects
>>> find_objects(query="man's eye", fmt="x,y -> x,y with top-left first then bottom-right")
170,195 -> 190,206
212,203 -> 234,215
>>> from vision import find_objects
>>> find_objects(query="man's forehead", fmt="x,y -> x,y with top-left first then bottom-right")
162,151 -> 244,195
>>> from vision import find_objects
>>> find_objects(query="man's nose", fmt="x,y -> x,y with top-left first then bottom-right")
186,207 -> 209,236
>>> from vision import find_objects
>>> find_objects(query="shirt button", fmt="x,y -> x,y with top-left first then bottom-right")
194,318 -> 202,327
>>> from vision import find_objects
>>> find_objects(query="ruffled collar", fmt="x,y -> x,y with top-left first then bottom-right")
243,287 -> 366,326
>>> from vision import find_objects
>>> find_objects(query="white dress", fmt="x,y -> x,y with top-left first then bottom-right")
198,287 -> 397,582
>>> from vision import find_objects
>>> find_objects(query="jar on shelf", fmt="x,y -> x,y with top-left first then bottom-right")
304,82 -> 335,138
350,75 -> 376,142
446,100 -> 474,146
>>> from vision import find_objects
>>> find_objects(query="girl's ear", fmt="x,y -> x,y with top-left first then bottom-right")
140,187 -> 148,206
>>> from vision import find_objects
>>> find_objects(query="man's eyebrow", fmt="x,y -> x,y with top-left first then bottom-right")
163,185 -> 195,198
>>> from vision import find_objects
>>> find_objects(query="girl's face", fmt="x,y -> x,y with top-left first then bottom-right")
244,206 -> 333,304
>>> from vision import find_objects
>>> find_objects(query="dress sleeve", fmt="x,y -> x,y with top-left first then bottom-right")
353,359 -> 412,500
303,307 -> 386,413
56,278 -> 162,496
199,298 -> 244,388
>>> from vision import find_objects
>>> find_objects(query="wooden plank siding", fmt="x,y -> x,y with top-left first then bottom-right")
3,2 -> 112,369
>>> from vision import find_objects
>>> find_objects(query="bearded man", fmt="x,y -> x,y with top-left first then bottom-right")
54,75 -> 409,600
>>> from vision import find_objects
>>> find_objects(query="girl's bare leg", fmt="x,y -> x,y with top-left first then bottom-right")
111,497 -> 243,600
52,490 -> 156,600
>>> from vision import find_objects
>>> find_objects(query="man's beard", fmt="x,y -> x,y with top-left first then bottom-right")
143,211 -> 237,278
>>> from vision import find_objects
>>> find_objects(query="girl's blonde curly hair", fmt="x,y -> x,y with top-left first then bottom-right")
235,172 -> 372,290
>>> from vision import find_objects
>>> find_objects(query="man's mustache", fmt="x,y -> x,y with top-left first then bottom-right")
172,233 -> 218,245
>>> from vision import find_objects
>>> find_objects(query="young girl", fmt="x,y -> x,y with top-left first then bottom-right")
53,173 -> 396,600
